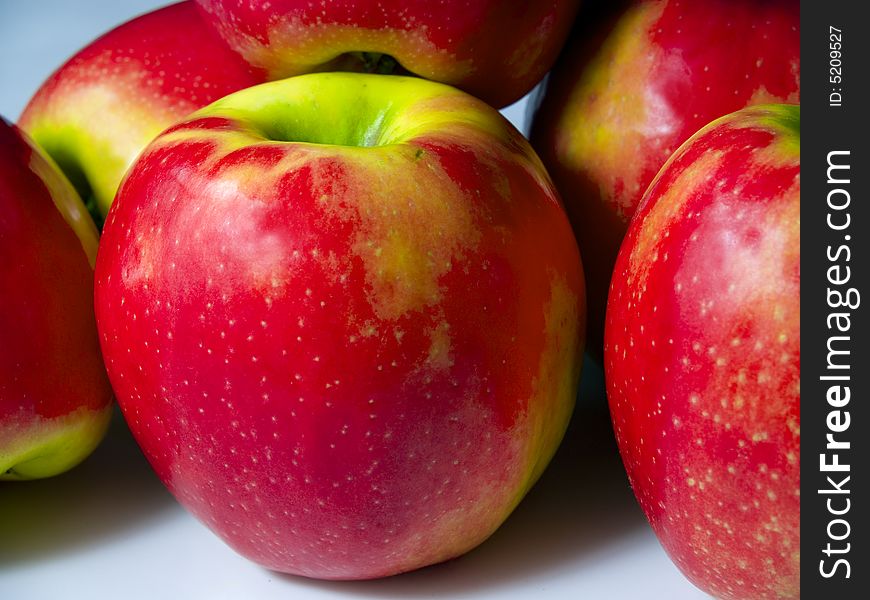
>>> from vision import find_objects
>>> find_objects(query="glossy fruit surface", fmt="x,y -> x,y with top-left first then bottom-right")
20,1 -> 263,218
95,73 -> 585,579
0,118 -> 112,480
531,0 -> 800,354
605,104 -> 800,599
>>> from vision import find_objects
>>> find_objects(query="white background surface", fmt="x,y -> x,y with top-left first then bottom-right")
0,2 -> 708,598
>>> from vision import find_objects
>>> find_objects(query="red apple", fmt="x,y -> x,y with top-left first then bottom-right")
530,0 -> 800,355
605,104 -> 800,599
0,118 -> 113,480
194,0 -> 581,108
19,1 -> 265,220
94,73 -> 585,579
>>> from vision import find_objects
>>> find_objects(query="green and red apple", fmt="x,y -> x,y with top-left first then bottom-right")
94,73 -> 585,579
530,0 -> 800,355
605,104 -> 800,599
19,1 -> 265,220
195,0 -> 581,108
0,118 -> 113,480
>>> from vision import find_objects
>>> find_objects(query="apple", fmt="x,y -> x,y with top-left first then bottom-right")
194,0 -> 581,108
0,118 -> 113,480
529,0 -> 800,355
604,104 -> 800,599
94,72 -> 585,579
19,1 -> 265,221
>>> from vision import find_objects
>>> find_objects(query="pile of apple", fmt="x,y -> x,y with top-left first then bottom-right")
1,1 -> 799,598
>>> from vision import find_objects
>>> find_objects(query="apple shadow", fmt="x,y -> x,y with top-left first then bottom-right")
283,356 -> 651,597
0,406 -> 178,569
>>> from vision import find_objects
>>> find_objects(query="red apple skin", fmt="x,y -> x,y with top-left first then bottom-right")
0,119 -> 113,480
94,74 -> 585,579
530,0 -> 800,356
194,0 -> 581,108
604,104 -> 799,599
19,1 -> 265,218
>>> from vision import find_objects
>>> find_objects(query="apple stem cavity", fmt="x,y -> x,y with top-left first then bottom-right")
360,52 -> 401,75
198,73 -> 460,150
322,51 -> 410,79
